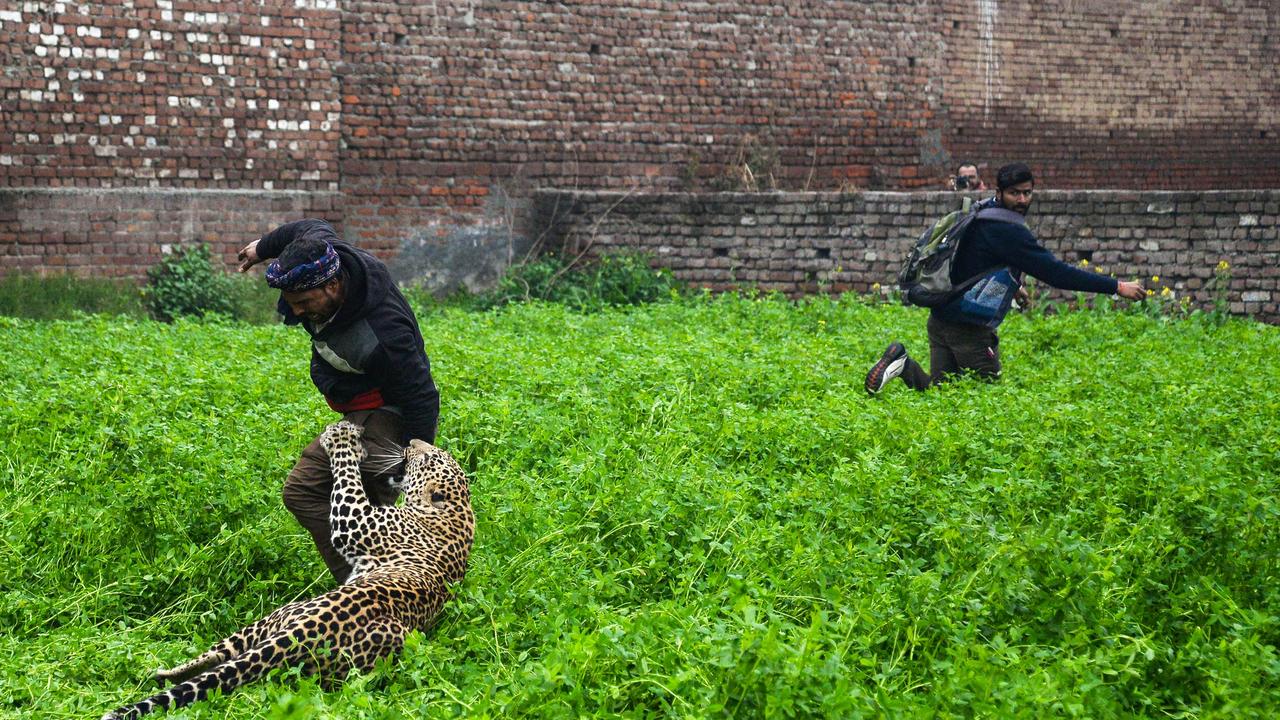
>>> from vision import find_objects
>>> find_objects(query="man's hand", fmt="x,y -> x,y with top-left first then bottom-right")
1013,285 -> 1031,310
1115,280 -> 1145,301
236,239 -> 261,272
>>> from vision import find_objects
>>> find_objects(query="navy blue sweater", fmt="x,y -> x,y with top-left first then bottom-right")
953,217 -> 1118,295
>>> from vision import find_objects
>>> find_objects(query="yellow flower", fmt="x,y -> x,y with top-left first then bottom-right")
1217,260 -> 1230,271
1161,286 -> 1172,297
1151,275 -> 1160,283
1145,289 -> 1154,296
871,283 -> 881,291
1079,258 -> 1090,267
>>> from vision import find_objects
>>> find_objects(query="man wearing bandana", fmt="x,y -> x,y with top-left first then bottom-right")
237,218 -> 440,584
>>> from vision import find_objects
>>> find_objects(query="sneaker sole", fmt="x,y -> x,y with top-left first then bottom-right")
865,354 -> 906,395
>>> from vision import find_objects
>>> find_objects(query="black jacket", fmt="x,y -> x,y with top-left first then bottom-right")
258,220 -> 439,443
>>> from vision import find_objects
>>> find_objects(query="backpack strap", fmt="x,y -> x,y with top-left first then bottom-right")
946,206 -> 1029,300
973,206 -> 1027,226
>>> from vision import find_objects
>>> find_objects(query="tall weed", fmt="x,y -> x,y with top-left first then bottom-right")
143,244 -> 237,321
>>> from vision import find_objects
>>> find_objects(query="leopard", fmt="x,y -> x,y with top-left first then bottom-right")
101,420 -> 475,719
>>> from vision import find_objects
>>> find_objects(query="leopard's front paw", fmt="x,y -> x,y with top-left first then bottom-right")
320,420 -> 365,455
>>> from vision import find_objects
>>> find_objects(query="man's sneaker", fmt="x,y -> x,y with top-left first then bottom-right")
865,342 -> 908,395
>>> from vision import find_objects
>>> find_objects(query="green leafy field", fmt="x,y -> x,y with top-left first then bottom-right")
1,298 -> 1277,719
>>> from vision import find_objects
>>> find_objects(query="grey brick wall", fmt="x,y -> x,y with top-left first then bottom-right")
534,189 -> 1280,323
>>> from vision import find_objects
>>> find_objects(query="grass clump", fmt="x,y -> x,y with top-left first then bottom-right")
0,300 -> 1277,718
471,252 -> 684,312
143,244 -> 240,322
0,272 -> 146,319
1,255 -> 280,325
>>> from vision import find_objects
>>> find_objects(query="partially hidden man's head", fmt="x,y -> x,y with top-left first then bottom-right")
266,226 -> 346,324
955,163 -> 982,189
996,162 -> 1035,216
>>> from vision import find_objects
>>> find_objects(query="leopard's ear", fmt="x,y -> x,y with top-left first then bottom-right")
409,439 -> 432,453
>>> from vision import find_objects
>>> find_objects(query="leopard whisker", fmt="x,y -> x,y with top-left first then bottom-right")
360,451 -> 406,475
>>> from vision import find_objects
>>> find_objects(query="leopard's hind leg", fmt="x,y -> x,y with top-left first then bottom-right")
152,596 -> 317,684
344,614 -> 409,673
307,614 -> 408,692
104,628 -> 329,720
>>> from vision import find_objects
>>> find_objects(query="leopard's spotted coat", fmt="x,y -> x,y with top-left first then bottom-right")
102,421 -> 474,719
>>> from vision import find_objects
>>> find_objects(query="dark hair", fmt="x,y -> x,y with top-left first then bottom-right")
996,162 -> 1034,190
956,162 -> 978,173
277,236 -> 332,272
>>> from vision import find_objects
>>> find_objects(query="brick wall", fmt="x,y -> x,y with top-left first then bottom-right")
0,189 -> 341,277
0,1 -> 341,190
0,2 -> 1276,284
534,189 -> 1280,323
332,0 -> 949,272
937,1 -> 1280,190
0,2 -> 343,279
335,0 -> 1279,201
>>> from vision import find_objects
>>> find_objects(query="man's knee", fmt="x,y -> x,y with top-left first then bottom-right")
282,472 -> 329,518
971,367 -> 1001,383
971,347 -> 1001,380
281,478 -> 306,516
952,337 -> 1000,380
952,359 -> 1000,382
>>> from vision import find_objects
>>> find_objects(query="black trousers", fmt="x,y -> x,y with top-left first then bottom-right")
901,314 -> 1001,390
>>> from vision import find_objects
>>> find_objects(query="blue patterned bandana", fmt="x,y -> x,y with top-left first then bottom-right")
265,243 -> 341,291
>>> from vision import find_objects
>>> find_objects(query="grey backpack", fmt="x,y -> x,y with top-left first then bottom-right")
897,197 -> 1025,308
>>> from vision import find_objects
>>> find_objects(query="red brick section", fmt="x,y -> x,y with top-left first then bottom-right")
337,0 -> 1279,212
0,2 -> 1276,280
937,1 -> 1279,191
0,189 -> 341,277
534,189 -> 1280,323
335,0 -> 941,256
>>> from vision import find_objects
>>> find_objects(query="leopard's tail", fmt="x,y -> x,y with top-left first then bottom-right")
100,631 -> 319,720
152,644 -> 231,685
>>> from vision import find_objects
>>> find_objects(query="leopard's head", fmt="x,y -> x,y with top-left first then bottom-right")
400,439 -> 470,511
